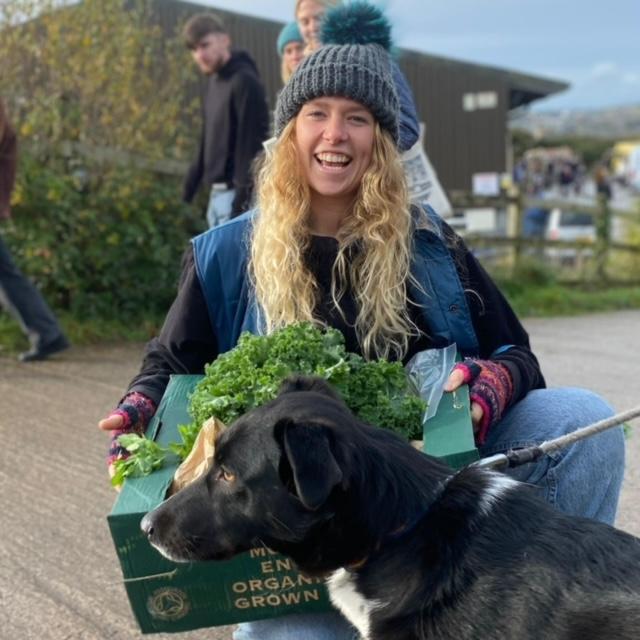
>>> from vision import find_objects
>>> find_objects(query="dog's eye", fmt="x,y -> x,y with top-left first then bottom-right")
219,467 -> 236,483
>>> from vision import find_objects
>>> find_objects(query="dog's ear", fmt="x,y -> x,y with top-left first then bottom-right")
278,375 -> 343,402
279,418 -> 343,511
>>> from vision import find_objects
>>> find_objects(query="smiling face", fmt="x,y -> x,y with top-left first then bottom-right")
296,0 -> 326,51
190,31 -> 230,75
283,40 -> 305,74
294,96 -> 375,227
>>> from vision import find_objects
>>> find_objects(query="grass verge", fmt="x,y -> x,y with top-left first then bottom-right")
501,283 -> 640,318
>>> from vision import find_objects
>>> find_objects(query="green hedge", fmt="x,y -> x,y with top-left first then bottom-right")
4,151 -> 203,320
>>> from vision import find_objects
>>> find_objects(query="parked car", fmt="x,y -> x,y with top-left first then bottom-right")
522,206 -> 595,265
522,207 -> 550,239
545,208 -> 596,265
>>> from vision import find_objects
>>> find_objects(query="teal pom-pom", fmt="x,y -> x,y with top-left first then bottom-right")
320,1 -> 393,51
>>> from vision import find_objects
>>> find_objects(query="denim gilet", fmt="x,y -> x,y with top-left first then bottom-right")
192,207 -> 479,357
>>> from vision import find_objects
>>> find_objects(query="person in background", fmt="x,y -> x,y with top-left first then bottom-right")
595,164 -> 613,201
295,0 -> 339,55
0,98 -> 70,362
182,13 -> 270,228
277,21 -> 304,84
297,0 -> 420,154
99,26 -> 624,640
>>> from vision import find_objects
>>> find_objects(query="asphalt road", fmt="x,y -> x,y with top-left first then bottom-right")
1,310 -> 638,640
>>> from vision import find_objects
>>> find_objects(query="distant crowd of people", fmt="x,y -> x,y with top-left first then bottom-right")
513,154 -> 587,198
514,151 -> 614,201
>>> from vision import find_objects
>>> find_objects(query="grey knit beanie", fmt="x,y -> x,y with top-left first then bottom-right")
274,43 -> 400,144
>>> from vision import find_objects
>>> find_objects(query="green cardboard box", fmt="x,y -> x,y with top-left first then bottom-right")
108,374 -> 477,634
422,383 -> 480,468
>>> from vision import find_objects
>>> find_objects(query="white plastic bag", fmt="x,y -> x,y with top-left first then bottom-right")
405,344 -> 457,421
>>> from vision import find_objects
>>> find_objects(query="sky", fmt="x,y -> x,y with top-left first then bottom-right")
191,0 -> 640,112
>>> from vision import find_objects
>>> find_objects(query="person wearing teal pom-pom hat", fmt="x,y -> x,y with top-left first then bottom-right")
277,21 -> 305,84
295,0 -> 341,54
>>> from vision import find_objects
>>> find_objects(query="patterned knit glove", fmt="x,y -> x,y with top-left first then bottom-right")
106,392 -> 157,466
451,359 -> 514,445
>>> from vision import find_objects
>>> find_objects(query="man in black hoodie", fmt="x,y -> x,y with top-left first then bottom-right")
183,13 -> 269,227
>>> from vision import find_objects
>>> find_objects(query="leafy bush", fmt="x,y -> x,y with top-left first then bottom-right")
0,0 -> 205,322
0,0 -> 198,159
4,150 -> 202,318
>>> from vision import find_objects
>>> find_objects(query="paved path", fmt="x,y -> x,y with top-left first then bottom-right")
0,310 -> 638,639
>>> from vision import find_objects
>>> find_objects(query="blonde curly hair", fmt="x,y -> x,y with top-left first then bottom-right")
250,118 -> 418,360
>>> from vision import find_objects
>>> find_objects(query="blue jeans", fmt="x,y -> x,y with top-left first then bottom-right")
0,233 -> 63,348
206,187 -> 235,228
232,387 -> 625,639
480,387 -> 624,524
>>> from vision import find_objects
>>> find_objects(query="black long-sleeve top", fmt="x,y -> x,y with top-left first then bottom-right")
182,51 -> 270,215
125,225 -> 545,408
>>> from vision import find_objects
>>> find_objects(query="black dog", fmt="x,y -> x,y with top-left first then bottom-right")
141,376 -> 640,640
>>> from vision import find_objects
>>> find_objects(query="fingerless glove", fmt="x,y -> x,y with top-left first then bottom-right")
106,391 -> 157,466
451,359 -> 514,445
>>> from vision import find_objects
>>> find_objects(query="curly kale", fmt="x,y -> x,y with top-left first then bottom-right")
115,323 -> 426,483
189,322 -> 425,439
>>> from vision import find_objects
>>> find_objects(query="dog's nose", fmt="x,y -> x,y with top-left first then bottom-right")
140,513 -> 155,539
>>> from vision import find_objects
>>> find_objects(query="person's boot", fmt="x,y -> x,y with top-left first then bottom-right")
19,334 -> 70,362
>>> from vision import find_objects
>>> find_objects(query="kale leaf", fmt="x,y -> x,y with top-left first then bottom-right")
114,323 -> 426,483
189,322 -> 425,439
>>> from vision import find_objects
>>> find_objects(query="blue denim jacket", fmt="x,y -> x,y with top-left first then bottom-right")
192,207 -> 479,357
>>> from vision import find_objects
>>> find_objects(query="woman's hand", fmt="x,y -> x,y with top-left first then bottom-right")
443,368 -> 485,431
98,413 -> 125,431
443,359 -> 514,445
98,392 -> 157,490
98,413 -> 125,490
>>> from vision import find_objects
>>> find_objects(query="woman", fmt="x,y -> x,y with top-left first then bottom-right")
277,21 -> 305,84
100,40 -> 625,640
0,98 -> 70,362
295,0 -> 340,55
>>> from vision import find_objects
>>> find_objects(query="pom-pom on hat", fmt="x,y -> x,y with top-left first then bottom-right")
320,1 -> 393,51
277,21 -> 303,56
274,2 -> 399,144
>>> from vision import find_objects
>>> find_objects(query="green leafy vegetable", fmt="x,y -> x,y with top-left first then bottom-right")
111,434 -> 175,486
189,322 -> 425,439
114,323 -> 426,484
167,423 -> 201,460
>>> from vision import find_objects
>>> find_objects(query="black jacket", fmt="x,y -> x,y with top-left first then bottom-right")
183,51 -> 270,215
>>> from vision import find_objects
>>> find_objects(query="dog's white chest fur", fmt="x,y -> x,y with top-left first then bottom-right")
327,568 -> 381,639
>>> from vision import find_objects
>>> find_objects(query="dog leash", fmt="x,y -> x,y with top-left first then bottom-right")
471,405 -> 640,471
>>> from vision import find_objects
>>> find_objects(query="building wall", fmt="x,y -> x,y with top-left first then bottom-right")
156,0 -> 509,192
399,51 -> 509,191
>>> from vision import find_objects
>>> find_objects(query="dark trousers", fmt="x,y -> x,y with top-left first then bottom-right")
0,233 -> 62,347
